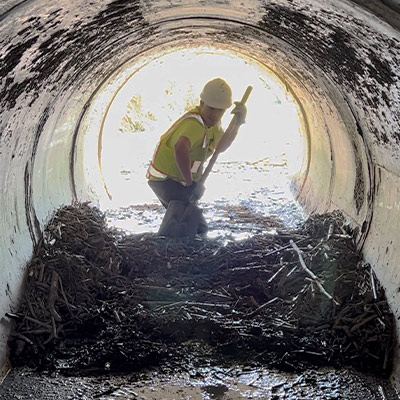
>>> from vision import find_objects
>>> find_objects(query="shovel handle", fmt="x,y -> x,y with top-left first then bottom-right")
239,85 -> 253,105
199,85 -> 253,184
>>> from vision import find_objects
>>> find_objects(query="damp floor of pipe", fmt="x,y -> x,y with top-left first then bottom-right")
2,211 -> 398,399
0,364 -> 398,399
2,164 -> 398,399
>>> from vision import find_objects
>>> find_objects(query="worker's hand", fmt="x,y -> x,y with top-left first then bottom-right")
190,181 -> 205,201
231,101 -> 247,125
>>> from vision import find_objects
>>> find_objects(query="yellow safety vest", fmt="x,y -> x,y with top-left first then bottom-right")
147,107 -> 224,183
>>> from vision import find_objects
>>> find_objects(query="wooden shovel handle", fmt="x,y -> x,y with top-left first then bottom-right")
200,85 -> 253,184
239,85 -> 253,105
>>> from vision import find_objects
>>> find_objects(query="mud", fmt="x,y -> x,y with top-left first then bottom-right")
2,202 -> 397,398
0,364 -> 398,399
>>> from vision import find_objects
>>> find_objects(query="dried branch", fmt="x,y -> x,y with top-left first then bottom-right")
290,240 -> 339,306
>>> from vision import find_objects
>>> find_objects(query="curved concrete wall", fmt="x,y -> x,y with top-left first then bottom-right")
0,0 -> 399,384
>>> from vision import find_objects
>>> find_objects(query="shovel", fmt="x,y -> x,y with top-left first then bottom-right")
158,85 -> 253,238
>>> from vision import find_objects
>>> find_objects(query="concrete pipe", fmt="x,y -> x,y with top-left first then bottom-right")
0,0 -> 399,388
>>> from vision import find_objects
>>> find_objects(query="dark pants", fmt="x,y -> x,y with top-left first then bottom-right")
148,179 -> 196,209
148,179 -> 208,232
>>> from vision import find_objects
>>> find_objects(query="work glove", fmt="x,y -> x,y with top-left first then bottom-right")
231,101 -> 247,125
189,181 -> 205,201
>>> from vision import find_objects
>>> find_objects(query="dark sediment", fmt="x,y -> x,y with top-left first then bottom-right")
7,203 -> 394,377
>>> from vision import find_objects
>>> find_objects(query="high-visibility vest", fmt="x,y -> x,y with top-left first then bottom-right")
147,108 -> 224,183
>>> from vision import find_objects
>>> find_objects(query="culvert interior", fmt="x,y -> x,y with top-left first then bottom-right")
0,0 -> 400,394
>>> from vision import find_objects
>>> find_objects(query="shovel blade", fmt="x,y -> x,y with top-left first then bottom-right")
158,200 -> 204,238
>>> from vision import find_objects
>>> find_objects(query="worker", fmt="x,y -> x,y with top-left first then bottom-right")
147,78 -> 247,234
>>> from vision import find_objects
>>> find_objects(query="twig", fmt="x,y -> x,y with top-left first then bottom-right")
48,271 -> 62,322
327,224 -> 333,240
12,333 -> 34,345
268,264 -> 286,283
287,266 -> 298,277
24,316 -> 52,330
247,297 -> 279,317
153,301 -> 230,311
27,298 -> 38,320
58,276 -> 77,316
51,316 -> 57,339
290,240 -> 339,306
113,309 -> 121,323
350,315 -> 376,333
38,262 -> 45,282
272,317 -> 297,330
20,329 -> 50,335
198,290 -> 232,299
263,238 -> 307,257
0,365 -> 11,385
378,385 -> 388,400
249,296 -> 259,308
370,266 -> 377,301
232,265 -> 270,271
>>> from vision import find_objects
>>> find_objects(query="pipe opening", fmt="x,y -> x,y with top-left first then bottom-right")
76,46 -> 308,237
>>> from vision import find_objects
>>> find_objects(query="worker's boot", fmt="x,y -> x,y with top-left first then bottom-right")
197,214 -> 208,235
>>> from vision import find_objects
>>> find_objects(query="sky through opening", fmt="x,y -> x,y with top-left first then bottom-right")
99,47 -> 306,234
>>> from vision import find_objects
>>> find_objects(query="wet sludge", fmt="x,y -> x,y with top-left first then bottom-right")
1,202 -> 398,399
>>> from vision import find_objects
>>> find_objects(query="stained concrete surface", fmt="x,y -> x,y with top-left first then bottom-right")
351,0 -> 400,28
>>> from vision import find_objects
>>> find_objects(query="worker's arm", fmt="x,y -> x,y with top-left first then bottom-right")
174,136 -> 193,186
216,123 -> 241,153
214,102 -> 247,153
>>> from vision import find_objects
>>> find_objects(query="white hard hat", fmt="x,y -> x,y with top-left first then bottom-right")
200,78 -> 232,109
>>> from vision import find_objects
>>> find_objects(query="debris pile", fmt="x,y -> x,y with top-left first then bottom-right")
8,203 -> 394,376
